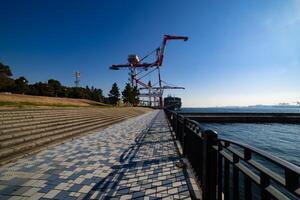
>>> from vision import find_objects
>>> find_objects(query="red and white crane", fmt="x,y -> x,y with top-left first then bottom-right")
110,35 -> 188,108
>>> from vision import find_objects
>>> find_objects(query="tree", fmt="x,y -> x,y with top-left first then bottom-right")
13,76 -> 29,94
48,79 -> 62,97
0,63 -> 12,78
59,86 -> 69,97
122,83 -> 132,105
108,82 -> 120,105
68,87 -> 85,99
28,82 -> 54,96
90,87 -> 104,102
0,61 -> 107,103
0,62 -> 14,92
122,83 -> 139,106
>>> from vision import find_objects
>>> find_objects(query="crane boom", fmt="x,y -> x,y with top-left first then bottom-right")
139,86 -> 185,90
156,35 -> 188,67
110,35 -> 188,69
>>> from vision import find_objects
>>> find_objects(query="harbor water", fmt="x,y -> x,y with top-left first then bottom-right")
179,107 -> 300,166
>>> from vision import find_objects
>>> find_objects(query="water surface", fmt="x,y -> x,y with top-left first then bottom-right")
200,123 -> 300,166
179,107 -> 300,166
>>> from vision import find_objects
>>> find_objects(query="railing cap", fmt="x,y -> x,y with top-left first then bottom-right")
219,138 -> 300,174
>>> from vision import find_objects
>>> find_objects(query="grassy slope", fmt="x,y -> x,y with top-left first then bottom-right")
0,93 -> 110,109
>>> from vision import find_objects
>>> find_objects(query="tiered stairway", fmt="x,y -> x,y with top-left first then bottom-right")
0,107 -> 151,165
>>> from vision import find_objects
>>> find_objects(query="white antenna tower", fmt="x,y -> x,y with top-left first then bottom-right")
74,71 -> 80,87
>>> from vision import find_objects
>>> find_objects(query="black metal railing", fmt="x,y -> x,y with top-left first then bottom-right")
165,109 -> 300,200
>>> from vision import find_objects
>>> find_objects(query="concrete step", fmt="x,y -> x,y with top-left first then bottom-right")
0,112 -> 78,125
0,109 -> 65,117
0,114 -> 113,134
0,116 -> 108,142
0,107 -> 145,118
0,109 -> 103,120
0,114 -> 93,130
0,111 -> 138,134
0,116 -> 126,156
0,116 -> 125,146
0,107 -> 151,165
0,116 -> 127,160
0,110 -> 133,126
0,109 -> 80,118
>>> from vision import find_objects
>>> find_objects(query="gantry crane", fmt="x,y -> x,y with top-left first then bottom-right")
110,35 -> 188,108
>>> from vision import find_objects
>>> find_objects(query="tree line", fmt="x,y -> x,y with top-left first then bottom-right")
0,62 -> 139,106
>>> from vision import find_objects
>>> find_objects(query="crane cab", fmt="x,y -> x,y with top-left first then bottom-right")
128,55 -> 140,66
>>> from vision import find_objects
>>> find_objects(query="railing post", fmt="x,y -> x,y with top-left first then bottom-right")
171,113 -> 175,132
175,113 -> 179,138
202,130 -> 218,200
244,149 -> 252,200
285,168 -> 299,194
260,173 -> 270,199
232,154 -> 239,200
181,118 -> 187,151
217,142 -> 223,200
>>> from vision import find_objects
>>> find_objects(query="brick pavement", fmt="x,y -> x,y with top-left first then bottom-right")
0,110 -> 200,200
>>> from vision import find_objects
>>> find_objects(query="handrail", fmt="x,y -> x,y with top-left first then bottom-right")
164,109 -> 300,200
219,138 -> 300,174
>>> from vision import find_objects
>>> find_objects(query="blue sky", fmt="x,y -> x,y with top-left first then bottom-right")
1,0 -> 299,107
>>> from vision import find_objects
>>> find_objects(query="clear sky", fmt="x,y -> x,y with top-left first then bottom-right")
1,0 -> 299,107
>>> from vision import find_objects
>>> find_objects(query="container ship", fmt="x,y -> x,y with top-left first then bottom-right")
164,96 -> 182,110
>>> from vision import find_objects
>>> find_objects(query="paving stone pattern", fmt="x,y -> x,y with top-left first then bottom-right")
0,110 -> 199,199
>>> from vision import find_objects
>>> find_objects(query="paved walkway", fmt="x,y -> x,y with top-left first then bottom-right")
0,110 -> 199,200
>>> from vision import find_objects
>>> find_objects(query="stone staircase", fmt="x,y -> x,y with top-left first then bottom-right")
0,107 -> 151,165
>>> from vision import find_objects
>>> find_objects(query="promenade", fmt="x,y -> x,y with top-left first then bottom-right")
0,110 -> 200,199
